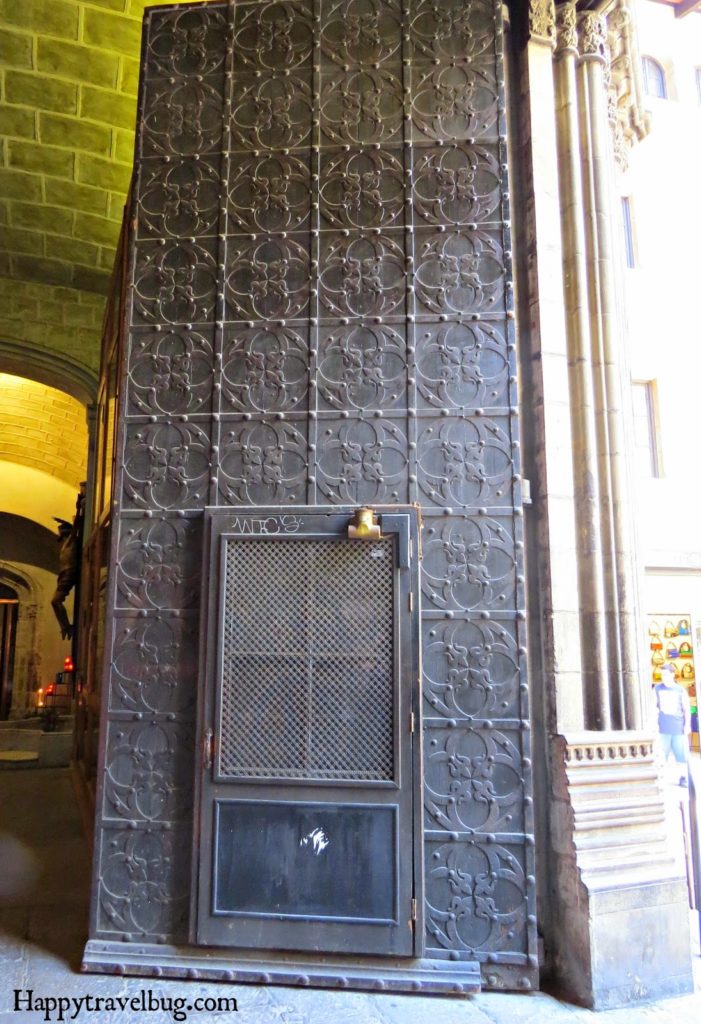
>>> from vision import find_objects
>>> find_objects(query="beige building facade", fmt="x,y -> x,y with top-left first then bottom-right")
620,0 -> 701,745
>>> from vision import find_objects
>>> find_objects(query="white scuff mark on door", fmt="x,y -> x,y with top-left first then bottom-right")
300,827 -> 329,855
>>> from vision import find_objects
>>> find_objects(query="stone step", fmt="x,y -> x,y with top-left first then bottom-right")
0,750 -> 40,769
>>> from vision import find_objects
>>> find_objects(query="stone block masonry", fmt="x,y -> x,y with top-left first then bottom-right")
0,1 -> 210,377
0,372 -> 88,486
0,0 -> 214,299
0,277 -> 103,372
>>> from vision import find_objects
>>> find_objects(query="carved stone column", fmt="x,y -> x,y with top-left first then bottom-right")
512,0 -> 694,1008
517,2 -> 694,1008
528,0 -> 556,47
576,10 -> 642,731
554,2 -> 611,730
511,3 -> 586,993
516,0 -> 585,738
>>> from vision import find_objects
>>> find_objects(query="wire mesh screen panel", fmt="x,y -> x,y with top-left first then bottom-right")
219,537 -> 395,781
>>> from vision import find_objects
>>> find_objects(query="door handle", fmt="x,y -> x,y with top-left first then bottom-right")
203,728 -> 214,770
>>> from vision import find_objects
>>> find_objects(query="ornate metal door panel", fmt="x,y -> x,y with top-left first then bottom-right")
195,507 -> 421,956
86,0 -> 536,994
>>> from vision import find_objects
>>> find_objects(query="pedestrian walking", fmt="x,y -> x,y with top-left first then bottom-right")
654,663 -> 692,786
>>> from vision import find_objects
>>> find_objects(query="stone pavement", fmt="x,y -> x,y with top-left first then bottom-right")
0,769 -> 699,1024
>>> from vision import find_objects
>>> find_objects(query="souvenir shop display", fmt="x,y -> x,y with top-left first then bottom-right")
648,612 -> 699,751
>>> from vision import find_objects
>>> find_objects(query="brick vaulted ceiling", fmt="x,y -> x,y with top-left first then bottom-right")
0,0 -> 209,376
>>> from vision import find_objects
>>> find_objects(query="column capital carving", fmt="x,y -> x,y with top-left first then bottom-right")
577,11 -> 608,64
608,1 -> 631,34
529,0 -> 556,48
605,0 -> 651,169
555,2 -> 578,58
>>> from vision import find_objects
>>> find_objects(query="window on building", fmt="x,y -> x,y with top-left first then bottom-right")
631,381 -> 662,478
621,197 -> 635,268
696,67 -> 701,105
642,57 -> 667,99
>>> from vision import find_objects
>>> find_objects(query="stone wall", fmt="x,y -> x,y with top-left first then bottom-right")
0,0 -> 156,295
0,0 -> 211,375
0,373 -> 88,485
0,278 -> 104,373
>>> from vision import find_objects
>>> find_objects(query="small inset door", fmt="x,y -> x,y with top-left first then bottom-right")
194,508 -> 422,957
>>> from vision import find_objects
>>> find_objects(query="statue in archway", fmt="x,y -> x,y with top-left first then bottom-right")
51,485 -> 85,641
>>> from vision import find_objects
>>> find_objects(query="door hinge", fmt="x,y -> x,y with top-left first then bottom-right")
408,592 -> 414,612
410,711 -> 416,734
411,898 -> 417,921
412,503 -> 424,561
203,728 -> 214,770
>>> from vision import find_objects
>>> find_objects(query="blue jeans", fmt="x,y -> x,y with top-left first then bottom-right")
659,732 -> 688,765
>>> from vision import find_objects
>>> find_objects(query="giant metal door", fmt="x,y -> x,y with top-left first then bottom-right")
88,0 -> 536,993
194,507 -> 422,955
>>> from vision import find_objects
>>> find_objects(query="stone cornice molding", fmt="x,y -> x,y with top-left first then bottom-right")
553,731 -> 681,890
529,0 -> 557,47
562,730 -> 655,765
555,2 -> 578,58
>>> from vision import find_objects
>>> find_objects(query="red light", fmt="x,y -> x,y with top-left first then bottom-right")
46,684 -> 55,695
64,657 -> 74,671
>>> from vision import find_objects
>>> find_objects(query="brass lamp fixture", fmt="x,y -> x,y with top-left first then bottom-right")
347,507 -> 382,540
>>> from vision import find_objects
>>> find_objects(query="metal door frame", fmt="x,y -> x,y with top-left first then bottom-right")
190,505 -> 424,956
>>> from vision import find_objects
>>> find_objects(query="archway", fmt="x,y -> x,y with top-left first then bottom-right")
0,373 -> 88,715
0,339 -> 97,407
